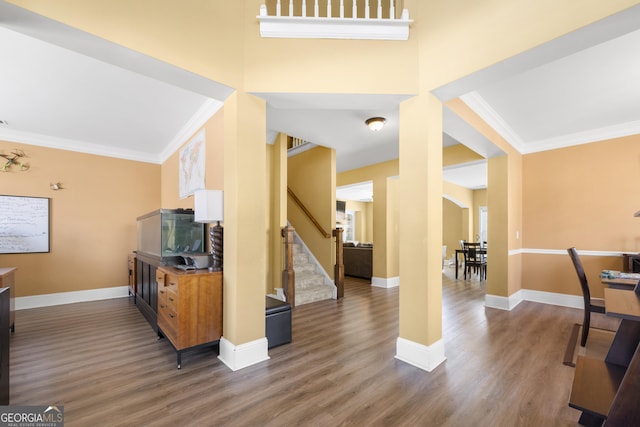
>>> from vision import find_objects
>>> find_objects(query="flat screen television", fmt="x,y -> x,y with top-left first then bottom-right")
336,200 -> 346,222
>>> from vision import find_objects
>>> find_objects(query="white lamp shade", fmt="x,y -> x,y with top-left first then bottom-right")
194,189 -> 224,223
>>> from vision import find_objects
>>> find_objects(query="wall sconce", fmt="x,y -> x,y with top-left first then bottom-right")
50,182 -> 63,190
194,189 -> 224,271
365,117 -> 386,131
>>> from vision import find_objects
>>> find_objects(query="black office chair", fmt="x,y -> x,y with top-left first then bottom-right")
567,247 -> 606,346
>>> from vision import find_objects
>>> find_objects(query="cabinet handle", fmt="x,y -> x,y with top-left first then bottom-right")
159,290 -> 164,294
160,304 -> 165,309
169,297 -> 174,302
169,313 -> 174,319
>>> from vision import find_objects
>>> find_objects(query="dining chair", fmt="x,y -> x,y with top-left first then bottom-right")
567,247 -> 606,347
463,242 -> 486,280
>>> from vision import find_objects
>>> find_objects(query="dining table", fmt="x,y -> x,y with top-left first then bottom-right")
454,247 -> 487,279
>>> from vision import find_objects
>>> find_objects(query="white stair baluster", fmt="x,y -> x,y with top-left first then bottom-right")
340,0 -> 344,18
276,0 -> 281,16
390,0 -> 395,20
327,0 -> 332,18
314,0 -> 319,17
302,0 -> 307,17
365,0 -> 370,19
289,0 -> 293,16
377,0 -> 382,19
352,0 -> 357,18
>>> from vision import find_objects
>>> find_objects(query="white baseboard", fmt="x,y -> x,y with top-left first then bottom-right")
485,290 -> 524,311
16,286 -> 129,310
395,337 -> 446,372
218,336 -> 270,371
371,276 -> 400,288
520,289 -> 584,309
486,289 -> 584,311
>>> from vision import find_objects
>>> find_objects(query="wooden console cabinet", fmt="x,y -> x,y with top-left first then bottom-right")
0,268 -> 16,333
156,267 -> 223,368
135,253 -> 160,332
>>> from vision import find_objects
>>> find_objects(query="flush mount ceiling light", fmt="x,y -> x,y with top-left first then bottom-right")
365,117 -> 386,131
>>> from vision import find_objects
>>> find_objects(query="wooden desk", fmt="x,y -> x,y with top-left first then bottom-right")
601,277 -> 639,290
454,248 -> 487,279
569,288 -> 640,426
0,268 -> 16,333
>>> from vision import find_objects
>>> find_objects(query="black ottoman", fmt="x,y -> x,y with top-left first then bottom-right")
265,296 -> 292,349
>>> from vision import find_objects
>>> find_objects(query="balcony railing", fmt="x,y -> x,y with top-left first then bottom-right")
258,1 -> 411,40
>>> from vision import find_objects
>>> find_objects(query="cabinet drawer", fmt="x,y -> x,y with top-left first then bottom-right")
164,288 -> 178,312
158,306 -> 178,344
156,270 -> 166,287
165,275 -> 179,295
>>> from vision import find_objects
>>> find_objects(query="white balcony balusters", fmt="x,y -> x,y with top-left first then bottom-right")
258,1 -> 412,40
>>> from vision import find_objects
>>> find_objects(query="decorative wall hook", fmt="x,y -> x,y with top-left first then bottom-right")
0,149 -> 29,172
50,182 -> 63,191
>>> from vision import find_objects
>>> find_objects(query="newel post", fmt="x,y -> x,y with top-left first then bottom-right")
333,228 -> 344,299
282,225 -> 295,307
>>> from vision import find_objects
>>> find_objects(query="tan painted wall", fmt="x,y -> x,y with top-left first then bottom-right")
337,160 -> 399,279
443,144 -> 484,167
443,198 -> 463,261
522,135 -> 640,297
288,147 -> 336,277
160,109 -> 225,209
345,200 -> 373,243
266,134 -> 288,294
386,177 -> 400,278
0,139 -> 159,297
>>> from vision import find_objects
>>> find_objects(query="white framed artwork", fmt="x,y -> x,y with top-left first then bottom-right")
179,129 -> 206,199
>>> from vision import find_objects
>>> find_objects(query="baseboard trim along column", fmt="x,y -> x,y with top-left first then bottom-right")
371,276 -> 400,288
218,336 -> 270,371
395,337 -> 446,372
485,290 -> 524,311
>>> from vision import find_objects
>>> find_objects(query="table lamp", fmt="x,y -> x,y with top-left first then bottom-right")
194,189 -> 224,271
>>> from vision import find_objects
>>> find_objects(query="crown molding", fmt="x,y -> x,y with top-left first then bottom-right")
0,127 -> 161,164
459,91 -> 526,153
159,99 -> 224,163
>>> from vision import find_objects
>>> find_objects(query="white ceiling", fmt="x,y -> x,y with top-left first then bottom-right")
1,2 -> 639,198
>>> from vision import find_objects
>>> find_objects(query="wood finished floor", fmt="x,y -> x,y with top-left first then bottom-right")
10,268 -> 602,426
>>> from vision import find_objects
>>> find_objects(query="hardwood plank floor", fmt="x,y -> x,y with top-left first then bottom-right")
10,268 -> 596,426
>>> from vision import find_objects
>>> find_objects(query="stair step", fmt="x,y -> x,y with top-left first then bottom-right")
295,271 -> 325,289
294,263 -> 316,274
293,253 -> 309,264
295,283 -> 333,306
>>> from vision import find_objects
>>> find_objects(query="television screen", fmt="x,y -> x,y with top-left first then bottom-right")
336,200 -> 346,222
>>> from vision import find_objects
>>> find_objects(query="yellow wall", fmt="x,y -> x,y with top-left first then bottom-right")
6,0 -> 640,356
443,144 -> 484,167
0,139 -> 159,297
288,147 -> 336,277
266,134 -> 288,294
345,200 -> 373,243
443,198 -> 462,260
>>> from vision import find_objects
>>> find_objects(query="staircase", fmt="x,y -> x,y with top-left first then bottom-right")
292,243 -> 334,306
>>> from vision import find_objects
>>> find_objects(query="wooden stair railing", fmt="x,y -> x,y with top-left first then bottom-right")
333,228 -> 344,299
287,187 -> 331,239
282,225 -> 295,307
